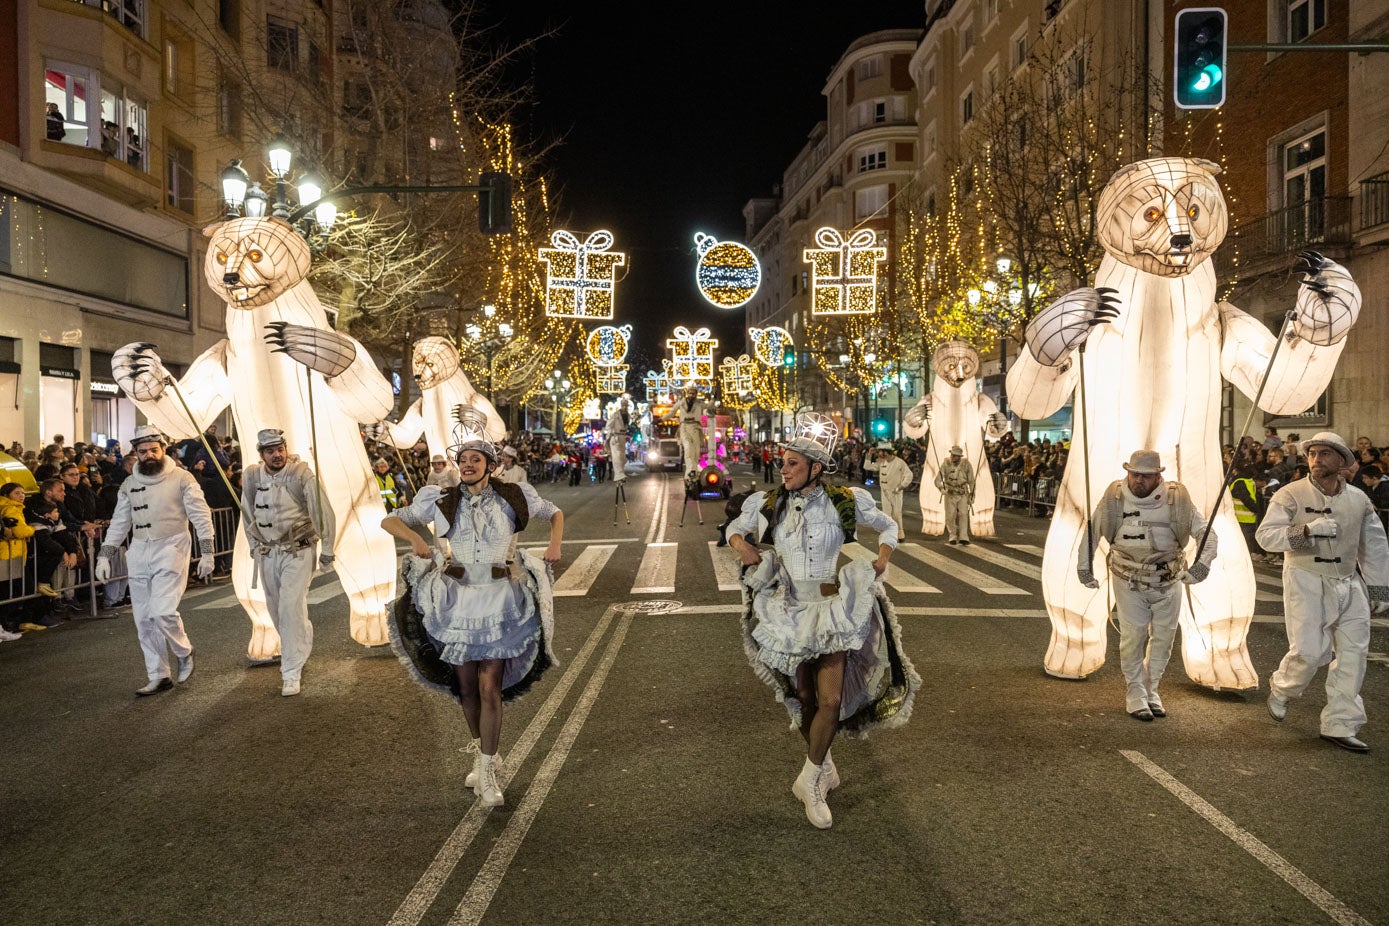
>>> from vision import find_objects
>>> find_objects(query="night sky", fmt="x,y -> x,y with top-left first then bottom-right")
488,2 -> 924,371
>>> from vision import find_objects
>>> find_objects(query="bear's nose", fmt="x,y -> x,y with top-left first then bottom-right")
1170,233 -> 1193,250
223,272 -> 240,285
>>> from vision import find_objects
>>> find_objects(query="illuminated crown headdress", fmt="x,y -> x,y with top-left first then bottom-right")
783,413 -> 839,472
448,404 -> 500,463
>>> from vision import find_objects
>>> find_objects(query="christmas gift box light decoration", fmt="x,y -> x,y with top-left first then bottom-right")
748,325 -> 794,367
694,232 -> 760,308
597,365 -> 629,394
585,324 -> 632,367
539,229 -> 626,320
111,216 -> 397,659
644,368 -> 673,406
1007,155 -> 1363,693
667,325 -> 719,385
803,227 -> 887,316
719,354 -> 755,397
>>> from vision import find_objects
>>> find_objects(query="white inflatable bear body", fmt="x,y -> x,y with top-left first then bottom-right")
904,342 -> 1010,537
113,217 -> 398,657
1007,158 -> 1360,690
383,336 -> 505,458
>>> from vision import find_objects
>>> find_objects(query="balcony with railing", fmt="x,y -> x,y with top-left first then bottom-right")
1214,195 -> 1352,277
1359,170 -> 1389,237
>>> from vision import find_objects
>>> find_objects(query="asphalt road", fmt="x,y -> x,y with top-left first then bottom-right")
2,466 -> 1386,926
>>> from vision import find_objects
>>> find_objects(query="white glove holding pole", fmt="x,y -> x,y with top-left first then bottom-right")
94,557 -> 112,583
1306,517 -> 1338,539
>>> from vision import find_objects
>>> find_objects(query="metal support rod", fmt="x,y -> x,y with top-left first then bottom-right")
303,367 -> 329,540
162,376 -> 242,515
1077,344 -> 1095,570
1230,43 -> 1389,53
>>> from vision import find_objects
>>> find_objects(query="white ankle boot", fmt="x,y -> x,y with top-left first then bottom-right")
464,740 -> 482,791
791,757 -> 832,829
823,750 -> 841,791
477,753 -> 504,807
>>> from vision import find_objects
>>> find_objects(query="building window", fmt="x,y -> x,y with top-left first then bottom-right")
307,40 -> 324,85
922,58 -> 937,94
267,17 -> 299,72
873,100 -> 887,124
166,140 -> 195,214
855,184 -> 889,220
1283,128 -> 1327,242
986,0 -> 999,23
962,23 -> 975,55
961,88 -> 974,126
858,148 -> 887,172
985,63 -> 1000,101
100,87 -> 147,171
44,64 -> 96,147
217,74 -> 242,139
1012,23 -> 1030,70
1288,0 -> 1326,42
926,189 -> 937,216
218,0 -> 239,36
857,56 -> 882,80
87,0 -> 145,39
343,80 -> 372,119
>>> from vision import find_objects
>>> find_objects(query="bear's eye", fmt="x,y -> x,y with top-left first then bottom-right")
1144,207 -> 1162,222
1187,204 -> 1200,220
215,252 -> 228,265
247,249 -> 263,263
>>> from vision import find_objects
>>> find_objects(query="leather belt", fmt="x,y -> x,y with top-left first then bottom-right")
819,581 -> 839,597
444,564 -> 508,581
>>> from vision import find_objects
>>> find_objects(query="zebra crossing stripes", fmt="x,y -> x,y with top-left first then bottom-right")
841,543 -> 940,593
631,542 -> 678,594
952,541 -> 1043,580
708,541 -> 742,592
896,543 -> 1029,595
1004,543 -> 1046,557
553,545 -> 617,597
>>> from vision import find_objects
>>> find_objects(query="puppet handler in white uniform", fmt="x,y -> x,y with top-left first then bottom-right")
95,426 -> 216,696
381,408 -> 564,806
1256,432 -> 1389,753
728,413 -> 920,830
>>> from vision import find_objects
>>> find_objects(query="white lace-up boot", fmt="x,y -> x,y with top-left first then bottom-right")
791,757 -> 832,829
477,753 -> 504,807
823,750 -> 841,791
463,740 -> 482,791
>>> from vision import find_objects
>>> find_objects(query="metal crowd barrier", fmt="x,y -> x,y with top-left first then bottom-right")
992,471 -> 1059,517
0,507 -> 239,622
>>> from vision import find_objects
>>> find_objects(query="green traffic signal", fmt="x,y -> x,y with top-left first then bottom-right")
1174,7 -> 1227,109
783,349 -> 795,368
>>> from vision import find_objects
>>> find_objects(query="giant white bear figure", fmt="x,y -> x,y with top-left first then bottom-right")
112,216 -> 399,658
904,342 -> 1011,537
383,336 -> 505,458
1007,157 -> 1361,690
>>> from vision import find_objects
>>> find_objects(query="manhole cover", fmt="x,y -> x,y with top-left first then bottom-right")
613,600 -> 684,615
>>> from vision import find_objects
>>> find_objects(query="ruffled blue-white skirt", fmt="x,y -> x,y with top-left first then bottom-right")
740,552 -> 920,738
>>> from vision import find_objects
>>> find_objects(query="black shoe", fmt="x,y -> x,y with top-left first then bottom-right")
1148,703 -> 1167,718
136,677 -> 174,697
948,540 -> 959,545
960,540 -> 972,546
1129,708 -> 1155,722
1320,734 -> 1370,753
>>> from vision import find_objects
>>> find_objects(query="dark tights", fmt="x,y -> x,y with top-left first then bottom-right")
794,651 -> 845,764
454,658 -> 506,754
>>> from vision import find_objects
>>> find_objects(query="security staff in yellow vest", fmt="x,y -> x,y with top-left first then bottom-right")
373,457 -> 401,511
1077,450 -> 1218,721
1229,465 -> 1260,557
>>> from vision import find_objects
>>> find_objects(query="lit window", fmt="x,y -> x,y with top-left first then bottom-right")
100,86 -> 148,171
44,63 -> 96,147
855,185 -> 889,220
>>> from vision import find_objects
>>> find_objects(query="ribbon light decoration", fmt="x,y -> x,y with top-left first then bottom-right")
803,227 -> 887,316
538,230 -> 627,320
667,325 -> 719,386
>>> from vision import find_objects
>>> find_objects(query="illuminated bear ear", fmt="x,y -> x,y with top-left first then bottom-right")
1192,158 -> 1222,176
203,221 -> 225,238
1108,163 -> 1144,186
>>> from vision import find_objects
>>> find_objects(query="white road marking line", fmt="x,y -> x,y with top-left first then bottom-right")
1255,574 -> 1281,590
655,475 -> 670,543
897,543 -> 1029,595
552,545 -> 616,597
842,543 -> 940,593
708,541 -> 741,592
447,610 -> 635,926
896,607 -> 1048,617
951,542 -> 1042,580
192,590 -> 242,611
1120,750 -> 1371,926
643,476 -> 667,546
518,537 -> 638,546
672,603 -> 744,614
386,609 -> 617,926
307,578 -> 343,605
631,542 -> 678,594
1003,543 -> 1046,557
1256,588 -> 1282,603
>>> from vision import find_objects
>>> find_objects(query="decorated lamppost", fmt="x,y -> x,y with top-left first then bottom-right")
463,303 -> 514,405
544,371 -> 572,439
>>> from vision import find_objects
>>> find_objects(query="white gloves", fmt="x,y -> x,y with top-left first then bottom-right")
1306,517 -> 1338,539
1077,566 -> 1099,589
94,557 -> 112,583
196,554 -> 217,579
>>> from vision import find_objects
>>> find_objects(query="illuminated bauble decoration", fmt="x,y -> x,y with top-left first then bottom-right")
803,227 -> 887,316
693,233 -> 760,309
585,324 -> 633,367
667,325 -> 718,385
538,229 -> 626,320
748,325 -> 794,367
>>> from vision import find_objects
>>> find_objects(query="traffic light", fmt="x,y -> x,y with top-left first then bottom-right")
478,171 -> 512,234
1174,7 -> 1227,110
872,419 -> 889,437
783,348 -> 795,368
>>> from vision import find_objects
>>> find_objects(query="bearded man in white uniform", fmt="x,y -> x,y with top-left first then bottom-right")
606,395 -> 632,483
240,429 -> 335,697
676,386 -> 708,477
96,426 -> 216,696
1257,432 -> 1389,753
1078,450 -> 1217,720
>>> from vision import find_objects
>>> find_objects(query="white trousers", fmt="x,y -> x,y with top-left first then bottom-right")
881,489 -> 904,537
127,534 -> 194,681
944,494 -> 971,542
1270,570 -> 1370,737
1112,579 -> 1183,713
259,546 -> 316,682
608,435 -> 628,481
679,425 -> 703,476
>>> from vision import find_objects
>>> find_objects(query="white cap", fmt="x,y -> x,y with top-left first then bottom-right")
129,425 -> 166,450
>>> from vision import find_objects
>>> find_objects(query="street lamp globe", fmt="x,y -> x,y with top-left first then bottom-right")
967,289 -> 982,306
466,323 -> 483,340
498,322 -> 514,338
244,182 -> 268,217
562,379 -> 570,389
314,200 -> 338,231
267,133 -> 293,178
864,352 -> 877,364
221,160 -> 250,215
297,173 -> 324,208
996,256 -> 1012,275
483,304 -> 497,318
545,378 -> 555,389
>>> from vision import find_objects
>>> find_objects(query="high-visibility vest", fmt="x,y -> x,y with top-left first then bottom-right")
1231,477 -> 1257,524
376,472 -> 399,509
